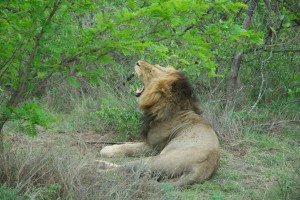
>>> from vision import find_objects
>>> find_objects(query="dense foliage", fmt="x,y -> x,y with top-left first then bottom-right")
1,0 -> 299,199
0,0 -> 299,140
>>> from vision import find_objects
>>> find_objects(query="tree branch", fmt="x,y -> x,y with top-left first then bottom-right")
6,1 -> 61,108
0,42 -> 24,81
248,69 -> 266,114
225,0 -> 258,108
83,141 -> 134,145
254,120 -> 300,130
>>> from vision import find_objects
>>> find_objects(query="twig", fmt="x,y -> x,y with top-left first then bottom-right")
248,36 -> 274,114
254,120 -> 300,129
248,69 -> 266,114
83,141 -> 134,145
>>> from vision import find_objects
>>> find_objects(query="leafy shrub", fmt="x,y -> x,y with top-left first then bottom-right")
93,104 -> 141,141
0,185 -> 25,200
36,183 -> 62,200
2,101 -> 56,137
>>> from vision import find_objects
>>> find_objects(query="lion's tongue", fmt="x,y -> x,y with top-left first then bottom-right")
135,87 -> 144,97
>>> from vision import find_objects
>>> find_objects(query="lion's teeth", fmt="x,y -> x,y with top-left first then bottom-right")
135,87 -> 144,97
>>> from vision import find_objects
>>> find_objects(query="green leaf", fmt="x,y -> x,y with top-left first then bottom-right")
171,16 -> 181,28
179,59 -> 190,65
67,77 -> 79,88
23,121 -> 37,137
37,71 -> 46,78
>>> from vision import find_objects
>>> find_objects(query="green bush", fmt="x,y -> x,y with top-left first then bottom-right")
36,183 -> 61,200
0,185 -> 25,200
93,103 -> 141,142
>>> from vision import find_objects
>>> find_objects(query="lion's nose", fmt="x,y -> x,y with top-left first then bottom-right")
136,61 -> 140,66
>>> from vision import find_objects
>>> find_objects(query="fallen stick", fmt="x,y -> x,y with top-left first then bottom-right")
254,120 -> 300,129
83,141 -> 134,145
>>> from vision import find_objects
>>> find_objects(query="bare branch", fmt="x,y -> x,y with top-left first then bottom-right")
226,0 -> 258,108
83,141 -> 134,145
60,47 -> 110,65
254,120 -> 300,129
24,70 -> 77,102
248,69 -> 266,114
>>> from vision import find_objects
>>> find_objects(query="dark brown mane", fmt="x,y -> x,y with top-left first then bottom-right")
171,72 -> 202,115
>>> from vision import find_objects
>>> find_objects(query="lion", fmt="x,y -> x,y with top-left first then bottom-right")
99,60 -> 220,187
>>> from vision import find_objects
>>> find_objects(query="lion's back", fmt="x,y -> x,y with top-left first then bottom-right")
146,112 -> 219,152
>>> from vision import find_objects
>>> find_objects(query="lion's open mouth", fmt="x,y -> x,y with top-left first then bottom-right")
135,87 -> 144,97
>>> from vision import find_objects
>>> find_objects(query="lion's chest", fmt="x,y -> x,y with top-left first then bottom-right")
146,121 -> 173,151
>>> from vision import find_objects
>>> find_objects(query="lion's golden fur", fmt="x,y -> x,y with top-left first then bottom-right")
99,61 -> 220,187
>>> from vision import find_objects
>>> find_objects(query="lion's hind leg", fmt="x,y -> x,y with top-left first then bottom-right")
121,150 -> 217,187
171,152 -> 219,188
170,164 -> 212,188
120,152 -> 197,180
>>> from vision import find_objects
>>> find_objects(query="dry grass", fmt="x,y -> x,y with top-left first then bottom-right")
202,99 -> 244,139
0,131 -> 177,200
1,121 -> 299,200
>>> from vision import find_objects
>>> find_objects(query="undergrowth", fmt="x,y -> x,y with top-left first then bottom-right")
1,73 -> 299,199
0,137 -> 177,200
1,123 -> 299,199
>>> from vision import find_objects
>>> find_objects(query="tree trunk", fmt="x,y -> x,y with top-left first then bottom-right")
0,118 -> 6,152
225,0 -> 258,109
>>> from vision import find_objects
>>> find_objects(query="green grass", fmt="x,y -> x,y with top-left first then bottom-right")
2,126 -> 299,200
0,184 -> 25,200
1,88 -> 299,199
171,129 -> 300,200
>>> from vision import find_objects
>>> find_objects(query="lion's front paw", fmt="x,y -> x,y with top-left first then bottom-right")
95,160 -> 120,171
100,145 -> 125,157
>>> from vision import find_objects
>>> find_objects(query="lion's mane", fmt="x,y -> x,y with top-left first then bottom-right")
139,71 -> 202,140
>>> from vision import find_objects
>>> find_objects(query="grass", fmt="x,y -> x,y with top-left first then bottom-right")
176,129 -> 300,200
1,82 -> 299,199
1,123 -> 299,199
0,184 -> 23,200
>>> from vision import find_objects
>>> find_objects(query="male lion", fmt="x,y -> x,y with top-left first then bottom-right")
99,60 -> 220,187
